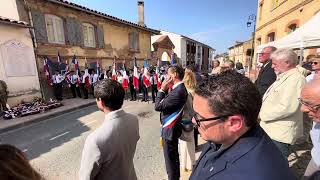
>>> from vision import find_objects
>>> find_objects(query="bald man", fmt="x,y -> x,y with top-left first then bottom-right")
300,79 -> 320,178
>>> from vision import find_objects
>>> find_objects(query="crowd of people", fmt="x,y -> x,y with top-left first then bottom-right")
1,47 -> 320,180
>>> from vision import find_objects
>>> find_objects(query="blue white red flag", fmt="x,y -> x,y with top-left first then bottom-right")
133,58 -> 139,89
112,57 -> 117,81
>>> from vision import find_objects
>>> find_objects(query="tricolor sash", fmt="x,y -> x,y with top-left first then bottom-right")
162,108 -> 184,129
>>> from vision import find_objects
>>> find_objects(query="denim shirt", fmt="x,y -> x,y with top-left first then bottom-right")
311,122 -> 320,166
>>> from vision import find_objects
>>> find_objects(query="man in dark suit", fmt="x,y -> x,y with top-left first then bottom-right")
255,46 -> 277,96
155,65 -> 188,180
190,71 -> 295,180
128,70 -> 137,101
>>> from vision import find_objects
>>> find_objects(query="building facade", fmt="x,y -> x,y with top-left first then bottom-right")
255,0 -> 320,57
158,31 -> 215,72
228,39 -> 253,67
16,0 -> 159,99
0,0 -> 41,106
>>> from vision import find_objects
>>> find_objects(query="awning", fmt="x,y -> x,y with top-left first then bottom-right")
257,12 -> 320,52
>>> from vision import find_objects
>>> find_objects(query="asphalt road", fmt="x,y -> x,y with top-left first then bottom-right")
0,101 -> 167,180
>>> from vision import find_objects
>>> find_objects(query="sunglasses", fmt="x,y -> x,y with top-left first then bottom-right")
298,98 -> 320,112
312,62 -> 319,65
192,113 -> 231,127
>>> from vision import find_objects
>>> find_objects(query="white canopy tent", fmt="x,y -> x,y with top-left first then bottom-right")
257,12 -> 320,54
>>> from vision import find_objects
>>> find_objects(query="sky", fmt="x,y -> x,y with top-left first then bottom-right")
70,0 -> 258,54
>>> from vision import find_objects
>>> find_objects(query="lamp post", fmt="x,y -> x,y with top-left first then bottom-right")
247,14 -> 256,78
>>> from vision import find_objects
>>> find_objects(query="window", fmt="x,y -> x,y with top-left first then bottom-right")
259,1 -> 263,20
288,24 -> 297,33
267,32 -> 275,42
257,38 -> 262,45
83,23 -> 96,47
45,14 -> 65,44
129,32 -> 139,51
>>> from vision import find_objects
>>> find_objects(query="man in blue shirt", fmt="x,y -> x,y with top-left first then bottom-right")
300,79 -> 320,178
190,71 -> 295,180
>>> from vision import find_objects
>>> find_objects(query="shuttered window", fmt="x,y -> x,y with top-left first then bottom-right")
45,14 -> 65,44
83,23 -> 96,47
129,32 -> 139,51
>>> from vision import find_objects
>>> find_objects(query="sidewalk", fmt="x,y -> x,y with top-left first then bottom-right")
0,98 -> 95,134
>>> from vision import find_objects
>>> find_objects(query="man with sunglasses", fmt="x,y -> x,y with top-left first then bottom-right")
190,71 -> 294,180
306,56 -> 320,82
255,46 -> 277,96
155,64 -> 188,180
300,79 -> 320,178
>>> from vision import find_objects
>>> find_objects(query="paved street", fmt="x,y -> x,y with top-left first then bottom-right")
0,98 -> 312,180
0,101 -> 168,180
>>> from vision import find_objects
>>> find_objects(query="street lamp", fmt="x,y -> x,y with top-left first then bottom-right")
247,14 -> 256,77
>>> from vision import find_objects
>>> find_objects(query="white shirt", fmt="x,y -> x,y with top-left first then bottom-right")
92,74 -> 99,84
172,81 -> 183,89
70,74 -> 79,84
52,74 -> 64,84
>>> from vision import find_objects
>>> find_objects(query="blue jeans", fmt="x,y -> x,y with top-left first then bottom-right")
273,140 -> 290,161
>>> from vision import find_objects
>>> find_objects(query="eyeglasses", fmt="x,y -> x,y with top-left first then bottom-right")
259,52 -> 270,55
192,113 -> 231,127
312,61 -> 319,65
298,98 -> 320,111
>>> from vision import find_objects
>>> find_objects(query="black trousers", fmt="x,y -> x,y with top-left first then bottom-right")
163,138 -> 180,180
80,83 -> 88,99
53,83 -> 63,100
70,84 -> 82,98
0,96 -> 8,111
142,86 -> 148,101
129,86 -> 136,100
151,85 -> 158,102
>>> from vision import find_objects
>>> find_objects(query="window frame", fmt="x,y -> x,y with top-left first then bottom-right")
44,14 -> 65,44
288,24 -> 297,33
267,32 -> 275,42
129,32 -> 140,51
82,23 -> 96,48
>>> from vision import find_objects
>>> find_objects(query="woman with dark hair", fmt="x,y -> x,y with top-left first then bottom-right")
0,144 -> 42,180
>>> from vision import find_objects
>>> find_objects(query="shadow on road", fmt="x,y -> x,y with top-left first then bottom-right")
0,105 -> 98,160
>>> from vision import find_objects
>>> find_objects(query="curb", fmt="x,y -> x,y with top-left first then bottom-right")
0,101 -> 96,134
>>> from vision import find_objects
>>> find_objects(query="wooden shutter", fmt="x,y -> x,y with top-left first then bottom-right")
66,17 -> 77,45
97,25 -> 104,48
31,10 -> 48,43
129,32 -> 134,50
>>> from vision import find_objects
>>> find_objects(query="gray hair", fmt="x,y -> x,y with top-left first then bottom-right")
270,48 -> 298,66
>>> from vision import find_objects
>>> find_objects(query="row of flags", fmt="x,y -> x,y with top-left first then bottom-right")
44,53 -> 174,90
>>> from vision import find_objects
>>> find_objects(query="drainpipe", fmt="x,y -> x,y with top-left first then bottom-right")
23,0 -> 45,99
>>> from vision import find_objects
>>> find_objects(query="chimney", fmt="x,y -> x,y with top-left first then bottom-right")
138,0 -> 145,26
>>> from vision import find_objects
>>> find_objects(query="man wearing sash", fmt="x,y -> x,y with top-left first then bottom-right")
155,65 -> 188,180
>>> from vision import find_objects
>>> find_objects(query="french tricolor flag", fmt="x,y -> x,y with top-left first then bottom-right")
133,57 -> 139,89
112,57 -> 117,81
155,58 -> 161,89
122,61 -> 129,90
143,60 -> 151,88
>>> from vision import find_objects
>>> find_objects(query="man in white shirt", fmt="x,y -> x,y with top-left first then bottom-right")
91,70 -> 99,95
70,70 -> 81,98
52,70 -> 64,101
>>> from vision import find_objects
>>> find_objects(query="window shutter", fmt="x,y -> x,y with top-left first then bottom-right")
97,25 -> 104,48
129,32 -> 134,50
66,17 -> 77,45
135,32 -> 140,50
74,20 -> 83,46
31,10 -> 48,43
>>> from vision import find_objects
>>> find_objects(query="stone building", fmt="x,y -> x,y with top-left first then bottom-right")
151,35 -> 175,65
255,0 -> 320,57
16,0 -> 159,99
0,0 -> 41,106
155,31 -> 215,72
228,39 -> 253,67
